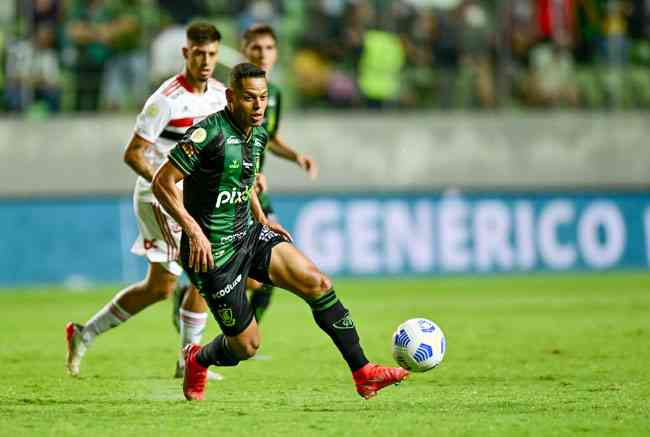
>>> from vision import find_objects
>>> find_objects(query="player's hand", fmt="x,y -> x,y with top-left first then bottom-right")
267,222 -> 293,242
297,154 -> 318,180
255,173 -> 268,193
187,225 -> 213,272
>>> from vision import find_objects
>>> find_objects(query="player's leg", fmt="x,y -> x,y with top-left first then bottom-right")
248,208 -> 277,322
175,284 -> 224,380
180,248 -> 261,400
65,262 -> 176,376
183,318 -> 259,401
249,278 -> 274,322
266,241 -> 409,399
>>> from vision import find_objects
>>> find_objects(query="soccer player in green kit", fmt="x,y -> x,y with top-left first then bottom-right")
152,63 -> 408,401
172,25 -> 316,327
243,24 -> 319,322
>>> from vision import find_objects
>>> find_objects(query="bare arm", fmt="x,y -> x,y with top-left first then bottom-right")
267,134 -> 319,180
152,160 -> 213,272
123,134 -> 156,182
250,182 -> 292,241
250,185 -> 268,225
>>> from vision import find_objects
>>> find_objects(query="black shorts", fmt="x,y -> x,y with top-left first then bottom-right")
181,223 -> 288,336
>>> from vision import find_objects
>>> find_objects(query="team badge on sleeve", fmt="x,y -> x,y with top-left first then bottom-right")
145,104 -> 159,117
190,128 -> 207,143
181,142 -> 197,158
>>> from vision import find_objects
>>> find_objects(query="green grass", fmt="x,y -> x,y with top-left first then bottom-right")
1,273 -> 649,436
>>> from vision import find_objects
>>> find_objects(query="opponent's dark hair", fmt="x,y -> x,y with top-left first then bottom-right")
229,62 -> 266,90
241,24 -> 277,49
186,22 -> 221,44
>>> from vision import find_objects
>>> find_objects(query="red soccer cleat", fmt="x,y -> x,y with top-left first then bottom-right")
352,363 -> 410,400
182,344 -> 208,401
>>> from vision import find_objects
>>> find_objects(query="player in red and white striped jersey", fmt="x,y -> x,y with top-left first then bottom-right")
65,22 -> 225,381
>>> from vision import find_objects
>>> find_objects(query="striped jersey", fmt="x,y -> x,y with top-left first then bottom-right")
258,82 -> 281,173
258,82 -> 281,211
168,109 -> 268,267
133,73 -> 227,202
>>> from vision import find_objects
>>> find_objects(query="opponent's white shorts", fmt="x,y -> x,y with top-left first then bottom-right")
130,198 -> 183,276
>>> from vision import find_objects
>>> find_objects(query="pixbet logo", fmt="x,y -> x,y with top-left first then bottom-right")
212,274 -> 242,298
215,185 -> 253,208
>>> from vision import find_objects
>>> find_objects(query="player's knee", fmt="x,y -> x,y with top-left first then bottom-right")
145,283 -> 175,302
231,338 -> 260,360
299,268 -> 331,299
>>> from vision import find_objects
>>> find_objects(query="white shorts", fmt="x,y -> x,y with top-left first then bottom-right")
130,198 -> 183,276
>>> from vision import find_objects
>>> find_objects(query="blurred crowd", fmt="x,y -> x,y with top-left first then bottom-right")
3,0 -> 650,115
298,0 -> 650,109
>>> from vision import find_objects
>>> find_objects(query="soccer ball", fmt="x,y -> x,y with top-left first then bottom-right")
392,318 -> 446,372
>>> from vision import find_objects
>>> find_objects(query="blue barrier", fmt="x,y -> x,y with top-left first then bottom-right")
1,192 -> 649,285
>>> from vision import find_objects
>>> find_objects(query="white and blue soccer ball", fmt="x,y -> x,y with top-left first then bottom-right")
392,318 -> 446,372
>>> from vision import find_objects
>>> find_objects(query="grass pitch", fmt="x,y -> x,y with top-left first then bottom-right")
1,273 -> 649,436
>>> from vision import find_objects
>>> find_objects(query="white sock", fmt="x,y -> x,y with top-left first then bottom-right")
81,300 -> 132,346
179,309 -> 208,363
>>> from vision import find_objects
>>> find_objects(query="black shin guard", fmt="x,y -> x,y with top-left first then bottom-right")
250,285 -> 274,322
197,334 -> 240,367
308,289 -> 369,371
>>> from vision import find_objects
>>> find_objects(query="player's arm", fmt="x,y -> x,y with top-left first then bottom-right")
152,161 -> 213,272
267,135 -> 318,180
250,185 -> 292,241
250,185 -> 268,224
123,134 -> 156,182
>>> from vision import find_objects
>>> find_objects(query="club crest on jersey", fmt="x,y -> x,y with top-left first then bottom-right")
226,136 -> 242,145
228,160 -> 240,169
190,128 -> 207,143
217,306 -> 236,327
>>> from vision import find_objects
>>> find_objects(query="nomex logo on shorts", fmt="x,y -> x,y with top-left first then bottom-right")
212,274 -> 242,299
215,185 -> 253,209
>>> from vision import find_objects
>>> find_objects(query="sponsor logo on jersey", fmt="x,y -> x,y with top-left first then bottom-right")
220,230 -> 247,244
212,274 -> 242,299
259,225 -> 280,242
228,160 -> 240,169
215,185 -> 254,208
190,128 -> 207,143
226,136 -> 242,144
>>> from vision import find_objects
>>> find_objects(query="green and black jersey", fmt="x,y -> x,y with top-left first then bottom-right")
258,82 -> 282,210
168,109 -> 268,267
261,82 -> 281,149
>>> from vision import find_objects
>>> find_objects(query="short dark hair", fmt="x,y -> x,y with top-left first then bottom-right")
241,24 -> 277,50
229,62 -> 266,90
186,22 -> 221,45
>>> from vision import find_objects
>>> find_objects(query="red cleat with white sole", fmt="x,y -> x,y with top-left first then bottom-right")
65,322 -> 87,376
182,344 -> 208,401
353,363 -> 409,399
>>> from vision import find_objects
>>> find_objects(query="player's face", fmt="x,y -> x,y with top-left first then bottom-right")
243,35 -> 278,73
183,41 -> 219,82
227,77 -> 268,129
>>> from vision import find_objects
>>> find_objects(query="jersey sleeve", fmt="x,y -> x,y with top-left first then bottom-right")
168,123 -> 217,175
273,87 -> 282,136
133,94 -> 172,143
